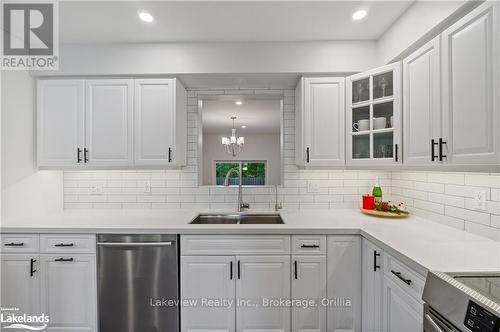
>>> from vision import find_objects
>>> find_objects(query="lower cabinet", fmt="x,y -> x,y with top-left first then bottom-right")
382,276 -> 423,332
291,255 -> 326,332
362,239 -> 384,332
40,255 -> 97,331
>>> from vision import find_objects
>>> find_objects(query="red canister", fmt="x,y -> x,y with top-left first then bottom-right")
362,194 -> 375,210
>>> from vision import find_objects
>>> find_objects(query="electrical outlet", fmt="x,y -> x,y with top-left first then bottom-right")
307,181 -> 321,193
473,190 -> 487,211
143,181 -> 152,194
91,182 -> 104,195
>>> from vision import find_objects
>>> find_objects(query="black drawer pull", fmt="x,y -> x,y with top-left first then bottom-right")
294,260 -> 298,279
438,138 -> 447,161
30,258 -> 37,277
431,139 -> 438,161
4,242 -> 24,247
55,258 -> 74,262
54,243 -> 74,247
237,260 -> 241,279
300,244 -> 319,248
391,270 -> 412,285
373,251 -> 381,271
230,261 -> 233,280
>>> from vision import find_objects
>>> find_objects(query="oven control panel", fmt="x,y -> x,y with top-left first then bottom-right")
464,301 -> 500,332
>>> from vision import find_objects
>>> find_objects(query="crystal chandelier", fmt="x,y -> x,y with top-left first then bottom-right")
221,116 -> 244,157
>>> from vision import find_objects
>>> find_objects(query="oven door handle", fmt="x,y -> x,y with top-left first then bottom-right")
425,313 -> 448,332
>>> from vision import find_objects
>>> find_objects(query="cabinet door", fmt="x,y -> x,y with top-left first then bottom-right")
40,255 -> 97,332
134,79 -> 176,166
442,1 -> 500,164
0,254 -> 40,316
346,63 -> 402,166
403,37 -> 442,165
292,256 -> 326,332
181,256 -> 236,332
303,77 -> 345,166
37,80 -> 85,167
236,256 -> 290,332
85,79 -> 133,166
382,276 -> 423,332
327,236 -> 361,332
362,239 -> 384,332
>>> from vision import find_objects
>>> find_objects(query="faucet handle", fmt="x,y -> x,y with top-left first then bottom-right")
240,203 -> 250,210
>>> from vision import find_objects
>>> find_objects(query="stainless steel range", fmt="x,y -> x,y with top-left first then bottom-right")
423,271 -> 500,332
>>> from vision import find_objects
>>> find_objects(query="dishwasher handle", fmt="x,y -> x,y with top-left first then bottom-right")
97,241 -> 174,247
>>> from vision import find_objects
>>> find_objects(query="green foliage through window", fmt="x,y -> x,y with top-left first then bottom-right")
215,161 -> 266,185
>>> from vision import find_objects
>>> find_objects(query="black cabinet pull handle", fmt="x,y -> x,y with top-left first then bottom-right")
294,261 -> 298,279
77,148 -> 82,163
230,261 -> 233,280
84,148 -> 89,163
373,251 -> 381,271
391,270 -> 412,285
306,148 -> 310,163
237,260 -> 241,279
55,258 -> 74,262
431,139 -> 438,161
300,244 -> 319,248
438,138 -> 447,161
4,242 -> 24,247
54,243 -> 74,247
168,148 -> 172,163
30,259 -> 37,277
394,144 -> 399,162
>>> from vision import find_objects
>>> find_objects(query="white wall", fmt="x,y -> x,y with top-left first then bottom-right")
33,41 -> 377,77
202,133 -> 281,185
377,1 -> 475,64
1,71 -> 63,221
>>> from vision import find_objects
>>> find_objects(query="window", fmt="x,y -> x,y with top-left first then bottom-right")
215,161 -> 266,186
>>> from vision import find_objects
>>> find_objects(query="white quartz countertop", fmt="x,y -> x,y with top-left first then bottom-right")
2,209 -> 500,275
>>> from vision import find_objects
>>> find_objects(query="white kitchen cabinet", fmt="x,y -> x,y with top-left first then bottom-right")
403,37 -> 442,165
134,79 -> 186,166
441,1 -> 500,165
292,255 -> 326,332
327,235 -> 362,332
236,256 -> 290,332
0,254 -> 40,316
181,256 -> 236,332
362,239 -> 384,332
40,255 -> 97,332
382,276 -> 423,332
346,63 -> 402,166
37,80 -> 85,167
85,79 -> 134,166
295,77 -> 345,166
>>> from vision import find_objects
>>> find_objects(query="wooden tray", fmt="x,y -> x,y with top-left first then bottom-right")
360,208 -> 409,218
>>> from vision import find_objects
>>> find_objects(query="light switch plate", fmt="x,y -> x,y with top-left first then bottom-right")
473,190 -> 487,211
143,181 -> 152,194
91,182 -> 104,195
307,181 -> 321,193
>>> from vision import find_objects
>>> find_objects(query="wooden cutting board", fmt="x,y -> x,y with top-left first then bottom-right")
360,208 -> 409,218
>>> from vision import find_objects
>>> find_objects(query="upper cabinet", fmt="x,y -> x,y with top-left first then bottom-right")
135,79 -> 186,166
37,78 -> 187,168
346,63 -> 402,166
441,1 -> 500,165
295,77 -> 345,167
403,37 -> 442,166
37,80 -> 85,167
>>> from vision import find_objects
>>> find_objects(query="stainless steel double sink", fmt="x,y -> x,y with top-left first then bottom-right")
190,214 -> 284,225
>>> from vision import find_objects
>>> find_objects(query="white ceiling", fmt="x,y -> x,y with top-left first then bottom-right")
202,98 -> 281,135
60,1 -> 414,44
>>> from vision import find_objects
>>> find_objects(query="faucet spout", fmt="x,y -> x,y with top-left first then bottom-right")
223,168 -> 249,212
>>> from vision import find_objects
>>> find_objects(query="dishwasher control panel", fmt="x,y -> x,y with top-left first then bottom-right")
464,301 -> 500,332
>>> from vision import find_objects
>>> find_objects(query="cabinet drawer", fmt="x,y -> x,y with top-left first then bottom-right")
181,235 -> 290,255
0,234 -> 39,253
384,253 -> 425,301
40,234 -> 96,254
292,235 -> 326,255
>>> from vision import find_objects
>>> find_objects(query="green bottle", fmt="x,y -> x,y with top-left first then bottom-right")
372,176 -> 383,203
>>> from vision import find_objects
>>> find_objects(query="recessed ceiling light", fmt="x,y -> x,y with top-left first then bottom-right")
352,9 -> 367,21
241,125 -> 247,129
235,101 -> 243,105
138,10 -> 154,23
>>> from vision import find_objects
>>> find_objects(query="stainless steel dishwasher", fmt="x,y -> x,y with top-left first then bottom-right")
97,234 -> 179,332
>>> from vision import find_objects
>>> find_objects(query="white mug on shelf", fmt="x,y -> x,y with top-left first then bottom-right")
373,117 -> 387,130
353,119 -> 370,132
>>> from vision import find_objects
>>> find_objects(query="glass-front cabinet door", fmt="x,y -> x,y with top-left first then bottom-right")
346,62 -> 402,165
